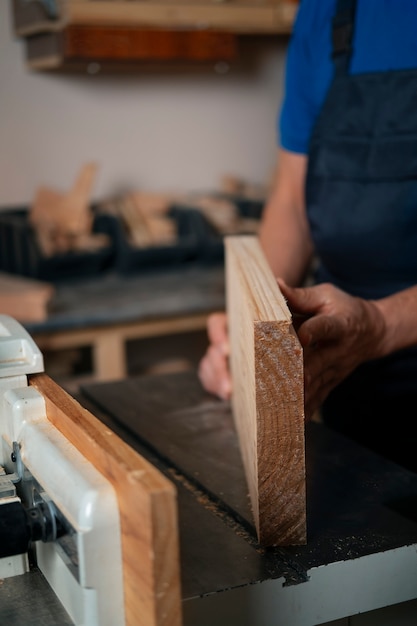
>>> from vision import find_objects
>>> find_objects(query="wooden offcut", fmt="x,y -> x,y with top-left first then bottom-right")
29,163 -> 103,256
29,373 -> 182,626
0,272 -> 54,322
225,235 -> 306,546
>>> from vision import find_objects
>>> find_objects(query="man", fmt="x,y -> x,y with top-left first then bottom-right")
198,0 -> 417,472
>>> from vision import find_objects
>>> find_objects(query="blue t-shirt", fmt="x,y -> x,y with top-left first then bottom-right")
279,0 -> 417,154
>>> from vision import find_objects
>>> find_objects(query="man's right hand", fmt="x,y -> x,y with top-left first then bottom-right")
198,312 -> 232,400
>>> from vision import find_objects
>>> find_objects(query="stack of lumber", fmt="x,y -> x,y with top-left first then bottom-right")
0,272 -> 54,322
29,163 -> 109,256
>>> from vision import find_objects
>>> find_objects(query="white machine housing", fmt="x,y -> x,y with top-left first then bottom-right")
0,315 -> 125,626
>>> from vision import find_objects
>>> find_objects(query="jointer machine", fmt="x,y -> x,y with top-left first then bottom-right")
1,312 -> 417,626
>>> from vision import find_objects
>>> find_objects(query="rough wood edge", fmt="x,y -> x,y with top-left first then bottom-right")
29,373 -> 182,626
225,235 -> 306,546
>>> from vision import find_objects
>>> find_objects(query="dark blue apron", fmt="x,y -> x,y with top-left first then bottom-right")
305,0 -> 417,471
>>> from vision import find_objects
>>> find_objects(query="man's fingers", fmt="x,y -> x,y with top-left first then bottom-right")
298,314 -> 344,346
278,279 -> 322,315
207,312 -> 229,355
198,345 -> 232,400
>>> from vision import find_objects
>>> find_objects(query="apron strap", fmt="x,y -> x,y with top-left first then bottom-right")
332,0 -> 356,74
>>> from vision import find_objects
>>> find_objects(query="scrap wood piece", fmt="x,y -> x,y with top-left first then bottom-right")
29,162 -> 98,256
105,192 -> 177,248
225,235 -> 306,546
0,272 -> 54,323
129,192 -> 177,246
29,373 -> 182,626
191,195 -> 239,234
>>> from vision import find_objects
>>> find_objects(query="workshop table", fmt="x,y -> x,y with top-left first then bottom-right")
23,265 -> 225,381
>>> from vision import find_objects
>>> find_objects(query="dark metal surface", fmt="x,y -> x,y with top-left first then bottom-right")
81,371 -> 417,599
0,567 -> 73,625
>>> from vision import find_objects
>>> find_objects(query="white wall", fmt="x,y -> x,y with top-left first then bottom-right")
0,2 -> 288,207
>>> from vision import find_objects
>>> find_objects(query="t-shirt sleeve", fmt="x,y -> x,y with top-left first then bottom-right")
278,0 -> 335,154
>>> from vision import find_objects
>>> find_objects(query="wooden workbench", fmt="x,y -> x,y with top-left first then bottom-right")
2,370 -> 417,625
23,265 -> 225,381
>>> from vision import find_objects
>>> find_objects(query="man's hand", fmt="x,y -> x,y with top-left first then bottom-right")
198,312 -> 232,401
278,280 -> 386,420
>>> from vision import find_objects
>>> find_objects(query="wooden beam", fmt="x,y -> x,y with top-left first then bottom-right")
29,373 -> 182,626
13,0 -> 298,36
225,235 -> 306,546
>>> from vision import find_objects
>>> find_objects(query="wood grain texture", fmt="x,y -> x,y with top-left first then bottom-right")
29,373 -> 182,626
225,235 -> 306,546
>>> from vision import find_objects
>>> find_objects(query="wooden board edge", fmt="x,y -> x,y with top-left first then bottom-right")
255,321 -> 306,545
225,235 -> 306,547
29,372 -> 182,626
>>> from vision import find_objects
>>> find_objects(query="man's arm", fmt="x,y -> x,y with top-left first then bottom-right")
259,148 -> 314,285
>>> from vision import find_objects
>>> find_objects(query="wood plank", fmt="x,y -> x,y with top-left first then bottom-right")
0,272 -> 54,323
29,163 -> 96,256
225,235 -> 306,546
13,0 -> 297,36
66,1 -> 297,33
29,373 -> 182,626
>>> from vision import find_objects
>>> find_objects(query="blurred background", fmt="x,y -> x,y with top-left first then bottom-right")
0,1 -> 289,206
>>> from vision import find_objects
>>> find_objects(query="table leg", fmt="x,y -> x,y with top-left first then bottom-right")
93,332 -> 127,381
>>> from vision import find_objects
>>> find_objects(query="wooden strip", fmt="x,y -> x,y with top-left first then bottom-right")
29,373 -> 182,626
225,235 -> 306,546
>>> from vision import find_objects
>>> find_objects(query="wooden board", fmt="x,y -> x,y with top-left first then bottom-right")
0,272 -> 54,322
29,373 -> 182,626
225,235 -> 306,546
13,0 -> 298,36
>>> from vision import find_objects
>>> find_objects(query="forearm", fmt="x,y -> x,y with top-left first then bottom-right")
373,285 -> 417,357
258,149 -> 314,285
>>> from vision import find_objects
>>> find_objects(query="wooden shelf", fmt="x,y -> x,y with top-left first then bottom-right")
13,0 -> 298,36
12,0 -> 296,71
